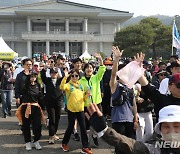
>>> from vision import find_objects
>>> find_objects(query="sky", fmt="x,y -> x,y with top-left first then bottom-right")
68,0 -> 180,17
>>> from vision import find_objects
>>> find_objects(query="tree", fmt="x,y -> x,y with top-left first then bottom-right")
114,17 -> 172,58
140,18 -> 172,58
114,24 -> 154,56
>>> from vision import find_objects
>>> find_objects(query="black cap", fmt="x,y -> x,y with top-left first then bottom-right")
169,62 -> 180,68
30,70 -> 38,76
50,68 -> 58,74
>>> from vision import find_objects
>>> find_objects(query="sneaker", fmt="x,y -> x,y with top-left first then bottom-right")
92,135 -> 99,147
33,141 -> 42,150
53,134 -> 60,140
81,148 -> 93,154
74,132 -> 80,141
2,114 -> 8,118
61,144 -> 69,152
25,142 -> 32,151
49,136 -> 55,144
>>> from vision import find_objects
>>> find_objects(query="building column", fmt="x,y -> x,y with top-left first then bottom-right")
65,18 -> 69,34
27,40 -> 32,58
116,23 -> 121,32
11,42 -> 15,50
99,42 -> 103,52
65,41 -> 69,55
11,21 -> 14,34
46,41 -> 50,56
84,18 -> 88,33
100,22 -> 103,35
46,18 -> 50,33
27,17 -> 32,32
83,41 -> 88,53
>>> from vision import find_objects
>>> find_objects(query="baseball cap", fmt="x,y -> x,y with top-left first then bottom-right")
50,68 -> 58,74
34,62 -> 39,66
154,105 -> 180,134
30,70 -> 38,76
169,73 -> 180,84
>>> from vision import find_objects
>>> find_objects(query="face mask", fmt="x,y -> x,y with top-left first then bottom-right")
106,65 -> 112,70
162,133 -> 180,141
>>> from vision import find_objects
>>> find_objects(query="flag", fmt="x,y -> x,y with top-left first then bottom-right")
172,21 -> 180,49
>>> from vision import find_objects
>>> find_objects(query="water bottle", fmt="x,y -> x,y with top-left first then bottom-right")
86,85 -> 92,105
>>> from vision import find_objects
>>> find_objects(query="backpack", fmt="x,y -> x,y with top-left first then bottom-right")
111,83 -> 134,107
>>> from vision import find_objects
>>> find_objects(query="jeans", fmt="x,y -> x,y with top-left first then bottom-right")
62,110 -> 89,148
1,90 -> 13,116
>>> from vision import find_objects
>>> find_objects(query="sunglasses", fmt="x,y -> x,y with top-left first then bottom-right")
71,74 -> 79,78
159,73 -> 166,76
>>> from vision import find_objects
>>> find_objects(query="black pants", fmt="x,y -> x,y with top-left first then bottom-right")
21,105 -> 42,143
62,110 -> 89,148
112,122 -> 135,154
84,103 -> 102,131
46,102 -> 61,136
102,86 -> 111,116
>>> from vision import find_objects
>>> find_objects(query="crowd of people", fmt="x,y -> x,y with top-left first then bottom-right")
0,47 -> 179,154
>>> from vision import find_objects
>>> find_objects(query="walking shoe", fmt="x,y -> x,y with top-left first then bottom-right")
81,148 -> 93,154
61,144 -> 69,152
49,136 -> 55,144
33,141 -> 42,150
74,132 -> 80,141
53,134 -> 60,140
25,142 -> 32,151
92,135 -> 99,147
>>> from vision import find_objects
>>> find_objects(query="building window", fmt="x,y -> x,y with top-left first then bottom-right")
50,23 -> 65,32
32,23 -> 46,31
69,42 -> 82,57
69,23 -> 82,32
32,42 -> 46,55
50,42 -> 65,54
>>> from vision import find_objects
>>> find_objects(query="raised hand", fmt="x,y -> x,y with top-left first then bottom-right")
64,69 -> 69,78
85,103 -> 103,120
94,53 -> 102,60
112,46 -> 123,59
134,52 -> 145,67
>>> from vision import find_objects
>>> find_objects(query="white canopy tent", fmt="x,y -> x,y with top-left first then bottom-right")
0,37 -> 18,60
79,50 -> 92,59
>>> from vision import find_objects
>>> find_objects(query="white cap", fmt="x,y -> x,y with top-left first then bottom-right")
154,105 -> 180,134
34,62 -> 39,66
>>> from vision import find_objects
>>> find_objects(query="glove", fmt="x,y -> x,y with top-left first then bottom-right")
89,112 -> 107,133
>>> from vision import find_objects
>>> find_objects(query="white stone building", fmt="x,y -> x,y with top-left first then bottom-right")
0,0 -> 133,58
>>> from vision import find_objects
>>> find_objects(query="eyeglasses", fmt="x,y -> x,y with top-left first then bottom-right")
71,74 -> 79,78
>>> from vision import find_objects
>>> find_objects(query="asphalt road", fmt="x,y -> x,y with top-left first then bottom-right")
0,103 -> 114,154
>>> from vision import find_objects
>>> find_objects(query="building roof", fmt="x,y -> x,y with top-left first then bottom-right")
0,0 -> 133,22
0,0 -> 47,8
